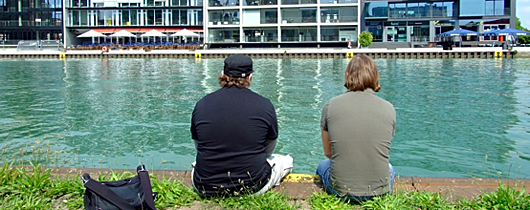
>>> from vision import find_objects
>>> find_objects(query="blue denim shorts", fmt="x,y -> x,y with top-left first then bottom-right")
316,159 -> 395,202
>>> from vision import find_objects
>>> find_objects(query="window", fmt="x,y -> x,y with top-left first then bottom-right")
262,9 -> 277,24
208,28 -> 240,43
407,3 -> 419,17
209,9 -> 239,25
432,2 -> 452,17
365,21 -> 383,42
321,26 -> 357,41
80,10 -> 87,25
122,10 -> 130,25
460,0 -> 485,16
243,27 -> 277,42
242,0 -> 277,6
365,2 -> 388,18
281,27 -> 316,42
130,10 -> 138,25
485,0 -> 504,15
180,9 -> 187,25
281,8 -> 316,23
209,0 -> 238,6
389,3 -> 406,18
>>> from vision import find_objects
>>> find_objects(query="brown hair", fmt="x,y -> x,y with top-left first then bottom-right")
344,55 -> 381,92
218,74 -> 251,88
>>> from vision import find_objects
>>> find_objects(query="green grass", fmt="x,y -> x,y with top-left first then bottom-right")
2,162 -> 530,210
208,190 -> 299,210
1,160 -> 530,210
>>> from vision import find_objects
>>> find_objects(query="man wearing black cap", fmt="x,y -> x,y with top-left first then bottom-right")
190,54 -> 293,198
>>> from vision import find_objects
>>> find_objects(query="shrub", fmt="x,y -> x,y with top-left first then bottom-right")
519,35 -> 530,44
359,31 -> 373,47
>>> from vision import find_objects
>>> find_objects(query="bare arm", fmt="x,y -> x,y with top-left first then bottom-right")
321,130 -> 331,159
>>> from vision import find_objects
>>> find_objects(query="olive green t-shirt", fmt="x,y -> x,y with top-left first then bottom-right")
321,89 -> 396,197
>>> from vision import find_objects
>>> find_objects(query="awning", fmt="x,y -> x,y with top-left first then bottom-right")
93,28 -> 202,34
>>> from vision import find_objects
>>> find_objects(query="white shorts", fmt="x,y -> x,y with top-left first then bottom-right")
191,154 -> 293,196
253,154 -> 293,196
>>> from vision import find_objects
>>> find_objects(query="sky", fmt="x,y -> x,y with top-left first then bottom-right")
518,0 -> 530,29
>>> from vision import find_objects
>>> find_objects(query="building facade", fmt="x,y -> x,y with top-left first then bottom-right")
361,0 -> 516,43
63,0 -> 204,46
203,0 -> 360,47
0,0 -> 518,47
0,0 -> 63,41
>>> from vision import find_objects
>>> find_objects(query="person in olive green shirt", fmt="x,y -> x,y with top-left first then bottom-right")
316,55 -> 396,202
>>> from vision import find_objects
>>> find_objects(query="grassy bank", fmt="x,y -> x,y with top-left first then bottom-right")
1,162 -> 530,210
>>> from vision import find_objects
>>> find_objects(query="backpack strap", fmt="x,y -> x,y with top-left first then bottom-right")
137,164 -> 157,210
82,174 -> 136,210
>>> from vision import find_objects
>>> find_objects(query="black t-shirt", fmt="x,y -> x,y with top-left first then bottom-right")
191,86 -> 278,198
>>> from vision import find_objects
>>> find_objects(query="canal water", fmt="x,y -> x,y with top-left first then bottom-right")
1,58 -> 529,178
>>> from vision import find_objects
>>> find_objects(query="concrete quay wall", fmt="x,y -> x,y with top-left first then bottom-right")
1,47 -> 528,59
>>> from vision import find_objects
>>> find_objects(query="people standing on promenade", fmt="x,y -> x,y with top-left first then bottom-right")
347,39 -> 352,49
190,54 -> 293,198
316,55 -> 396,202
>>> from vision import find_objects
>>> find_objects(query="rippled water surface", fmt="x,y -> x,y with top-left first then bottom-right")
1,58 -> 529,178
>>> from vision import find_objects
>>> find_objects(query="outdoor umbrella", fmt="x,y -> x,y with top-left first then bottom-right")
77,30 -> 107,44
77,30 -> 107,38
170,29 -> 200,43
437,28 -> 479,47
482,28 -> 530,36
109,30 -> 136,45
438,28 -> 478,37
482,28 -> 530,47
140,29 -> 167,43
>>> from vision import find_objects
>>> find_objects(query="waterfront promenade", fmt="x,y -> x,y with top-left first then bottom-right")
1,46 -> 530,59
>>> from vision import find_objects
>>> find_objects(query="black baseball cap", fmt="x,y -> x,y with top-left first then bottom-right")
224,54 -> 253,78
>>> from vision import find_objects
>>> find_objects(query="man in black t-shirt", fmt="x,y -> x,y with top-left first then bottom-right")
190,54 -> 293,198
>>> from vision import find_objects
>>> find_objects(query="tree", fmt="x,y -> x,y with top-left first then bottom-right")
516,17 -> 529,32
519,35 -> 530,44
516,17 -> 530,44
359,31 -> 373,48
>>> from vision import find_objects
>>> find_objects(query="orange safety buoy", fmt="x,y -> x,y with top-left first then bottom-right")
102,46 -> 108,52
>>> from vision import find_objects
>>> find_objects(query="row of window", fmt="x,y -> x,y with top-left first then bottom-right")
365,0 -> 508,19
66,0 -> 357,7
364,20 -> 509,42
365,1 -> 454,18
208,26 -> 356,43
69,9 -> 202,26
69,0 -> 202,7
208,7 -> 357,25
1,11 -> 63,27
68,7 -> 356,27
209,0 -> 357,6
1,0 -> 62,9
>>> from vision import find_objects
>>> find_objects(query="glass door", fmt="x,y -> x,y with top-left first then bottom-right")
385,26 -> 407,42
385,26 -> 395,42
396,26 -> 407,42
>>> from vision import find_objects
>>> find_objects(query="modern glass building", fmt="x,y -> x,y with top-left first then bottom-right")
63,0 -> 204,46
362,0 -> 516,43
0,0 -> 518,47
0,0 -> 63,41
203,0 -> 360,47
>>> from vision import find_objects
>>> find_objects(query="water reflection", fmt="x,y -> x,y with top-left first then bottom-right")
0,58 -> 529,178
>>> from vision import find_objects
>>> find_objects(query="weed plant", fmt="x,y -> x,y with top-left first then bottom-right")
207,190 -> 299,210
308,191 -> 357,210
